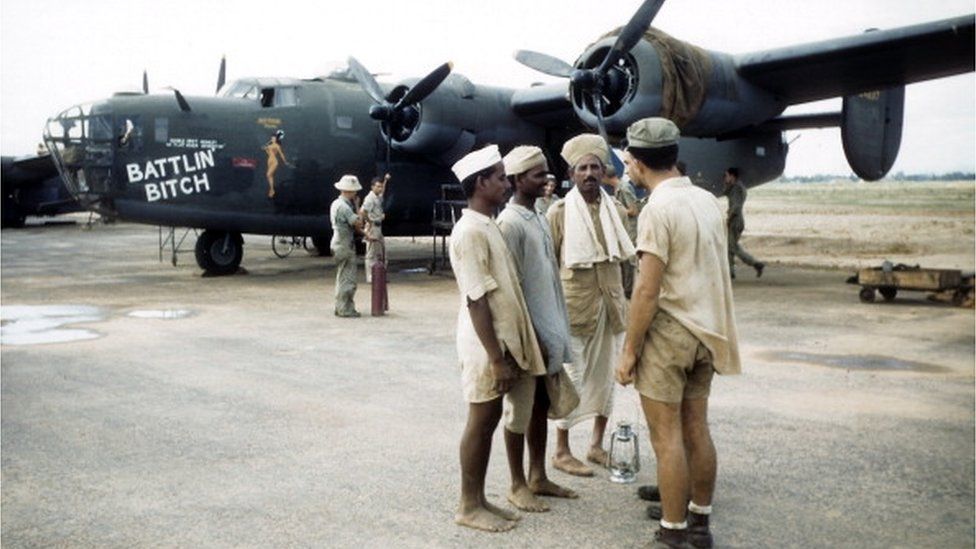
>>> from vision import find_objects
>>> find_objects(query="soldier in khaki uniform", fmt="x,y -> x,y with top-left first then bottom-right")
448,145 -> 547,533
330,175 -> 364,318
724,167 -> 765,279
547,134 -> 635,477
360,174 -> 390,283
617,118 -> 741,549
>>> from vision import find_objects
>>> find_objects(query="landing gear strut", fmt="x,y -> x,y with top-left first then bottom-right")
194,230 -> 243,276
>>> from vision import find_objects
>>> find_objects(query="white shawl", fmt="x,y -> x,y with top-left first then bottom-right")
562,186 -> 636,269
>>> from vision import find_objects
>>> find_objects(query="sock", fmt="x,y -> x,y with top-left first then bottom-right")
660,519 -> 688,530
688,501 -> 712,515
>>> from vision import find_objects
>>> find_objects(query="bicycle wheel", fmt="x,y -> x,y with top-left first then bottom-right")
272,235 -> 295,258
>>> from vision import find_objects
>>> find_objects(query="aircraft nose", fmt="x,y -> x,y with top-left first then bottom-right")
43,101 -> 119,212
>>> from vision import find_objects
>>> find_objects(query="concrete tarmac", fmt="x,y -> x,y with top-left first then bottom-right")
2,219 -> 973,548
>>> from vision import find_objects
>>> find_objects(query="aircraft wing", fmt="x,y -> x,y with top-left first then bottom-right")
735,14 -> 975,105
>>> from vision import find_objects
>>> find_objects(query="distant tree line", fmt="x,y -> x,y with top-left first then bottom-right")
778,172 -> 975,183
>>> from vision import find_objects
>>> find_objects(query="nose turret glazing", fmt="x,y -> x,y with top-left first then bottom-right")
43,101 -> 117,211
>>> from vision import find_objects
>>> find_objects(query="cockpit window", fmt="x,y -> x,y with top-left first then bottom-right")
259,87 -> 298,108
222,81 -> 260,99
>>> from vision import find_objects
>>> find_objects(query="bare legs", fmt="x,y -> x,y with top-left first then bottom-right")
456,399 -> 519,532
552,414 -> 609,476
640,396 -> 716,523
506,378 -> 577,511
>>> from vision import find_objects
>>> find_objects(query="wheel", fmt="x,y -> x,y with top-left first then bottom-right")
302,236 -> 314,253
195,230 -> 243,276
272,235 -> 295,258
951,289 -> 967,306
1,193 -> 26,228
879,287 -> 897,302
859,287 -> 876,303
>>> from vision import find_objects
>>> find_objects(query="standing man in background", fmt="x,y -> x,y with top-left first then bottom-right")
547,134 -> 635,477
360,173 -> 390,283
330,175 -> 364,318
723,167 -> 765,279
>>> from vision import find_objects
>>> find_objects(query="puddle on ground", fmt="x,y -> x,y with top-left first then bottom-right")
127,309 -> 194,320
1,305 -> 104,345
761,350 -> 949,373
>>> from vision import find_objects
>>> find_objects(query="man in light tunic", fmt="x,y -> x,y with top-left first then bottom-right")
329,175 -> 364,317
448,145 -> 547,533
360,174 -> 390,283
546,134 -> 635,477
616,118 -> 741,549
497,146 -> 579,512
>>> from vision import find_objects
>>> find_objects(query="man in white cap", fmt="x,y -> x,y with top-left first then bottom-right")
496,145 -> 578,513
448,144 -> 547,533
330,175 -> 364,317
616,117 -> 740,549
547,133 -> 635,477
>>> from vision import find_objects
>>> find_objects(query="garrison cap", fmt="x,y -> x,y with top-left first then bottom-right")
334,174 -> 362,192
503,146 -> 548,176
452,144 -> 502,182
626,117 -> 680,149
560,134 -> 609,168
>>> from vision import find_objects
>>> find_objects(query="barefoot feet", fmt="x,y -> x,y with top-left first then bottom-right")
507,485 -> 550,512
552,453 -> 594,477
455,506 -> 516,533
529,478 -> 578,499
586,446 -> 609,467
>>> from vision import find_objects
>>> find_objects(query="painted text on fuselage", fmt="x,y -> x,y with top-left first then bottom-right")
126,150 -> 215,202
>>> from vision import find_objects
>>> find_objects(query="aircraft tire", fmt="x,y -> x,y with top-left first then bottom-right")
2,193 -> 26,228
195,230 -> 243,276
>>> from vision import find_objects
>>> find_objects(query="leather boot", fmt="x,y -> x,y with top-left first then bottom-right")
687,511 -> 713,549
650,526 -> 689,548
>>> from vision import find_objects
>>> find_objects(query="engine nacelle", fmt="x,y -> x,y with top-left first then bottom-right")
384,75 -> 544,166
571,31 -> 786,137
841,87 -> 904,181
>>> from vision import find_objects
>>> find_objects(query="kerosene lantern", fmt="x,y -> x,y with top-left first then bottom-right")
608,421 -> 640,483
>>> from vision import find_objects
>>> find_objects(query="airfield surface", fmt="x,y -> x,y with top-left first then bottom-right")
2,180 -> 974,548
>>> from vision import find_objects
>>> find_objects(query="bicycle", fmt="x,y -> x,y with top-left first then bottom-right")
271,235 -> 313,258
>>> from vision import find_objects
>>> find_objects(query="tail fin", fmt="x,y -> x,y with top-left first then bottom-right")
841,86 -> 905,181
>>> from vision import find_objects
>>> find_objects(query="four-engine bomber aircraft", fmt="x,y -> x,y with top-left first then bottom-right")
38,0 -> 974,275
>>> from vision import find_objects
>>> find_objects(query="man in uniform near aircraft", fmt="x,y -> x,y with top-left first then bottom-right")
497,145 -> 579,512
330,175 -> 365,318
547,134 -> 635,476
723,167 -> 765,278
616,118 -> 741,549
534,174 -> 559,216
448,145 -> 547,533
360,173 -> 390,283
604,165 -> 640,298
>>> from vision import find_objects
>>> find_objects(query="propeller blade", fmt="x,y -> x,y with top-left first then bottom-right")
142,70 -> 149,94
599,0 -> 664,73
347,56 -> 387,105
216,56 -> 226,94
592,90 -> 610,143
395,61 -> 452,109
513,50 -> 574,78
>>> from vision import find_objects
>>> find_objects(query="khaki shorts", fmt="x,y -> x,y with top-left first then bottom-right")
461,360 -> 538,435
635,311 -> 714,404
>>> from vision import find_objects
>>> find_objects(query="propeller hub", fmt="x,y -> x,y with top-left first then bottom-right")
369,104 -> 393,121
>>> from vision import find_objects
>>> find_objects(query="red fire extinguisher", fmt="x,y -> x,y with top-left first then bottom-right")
371,251 -> 388,316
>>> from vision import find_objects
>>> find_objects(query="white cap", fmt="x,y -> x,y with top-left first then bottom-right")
452,144 -> 502,182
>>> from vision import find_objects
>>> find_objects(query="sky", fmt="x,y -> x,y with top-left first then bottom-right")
1,0 -> 973,177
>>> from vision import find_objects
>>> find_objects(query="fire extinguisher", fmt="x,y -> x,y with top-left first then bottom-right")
371,250 -> 388,316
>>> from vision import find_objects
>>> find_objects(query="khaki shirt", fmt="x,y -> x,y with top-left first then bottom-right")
637,176 -> 741,375
449,208 -> 546,378
329,197 -> 357,251
614,180 -> 639,243
725,181 -> 746,233
361,191 -> 384,239
547,197 -> 628,338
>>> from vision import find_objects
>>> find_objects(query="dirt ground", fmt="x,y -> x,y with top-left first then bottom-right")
1,180 -> 973,548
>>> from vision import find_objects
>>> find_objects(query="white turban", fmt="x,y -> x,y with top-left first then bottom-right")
560,134 -> 609,168
503,146 -> 548,176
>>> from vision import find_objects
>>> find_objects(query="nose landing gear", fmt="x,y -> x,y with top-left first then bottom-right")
195,230 -> 243,276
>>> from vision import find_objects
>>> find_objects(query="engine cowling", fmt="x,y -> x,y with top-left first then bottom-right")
571,30 -> 785,137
